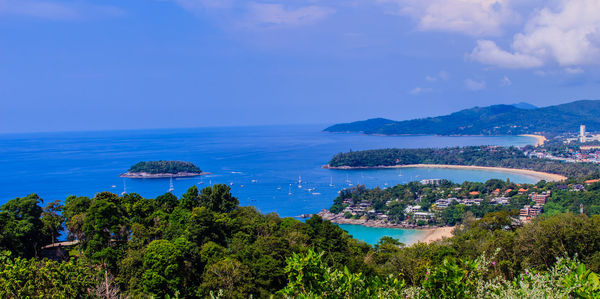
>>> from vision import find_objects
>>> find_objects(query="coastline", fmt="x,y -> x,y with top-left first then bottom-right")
520,134 -> 547,146
319,210 -> 454,243
420,226 -> 454,243
324,164 -> 566,182
119,171 -> 211,178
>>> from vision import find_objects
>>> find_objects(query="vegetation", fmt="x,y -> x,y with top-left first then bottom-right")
328,146 -> 600,178
127,160 -> 202,174
2,185 -> 600,297
325,100 -> 600,135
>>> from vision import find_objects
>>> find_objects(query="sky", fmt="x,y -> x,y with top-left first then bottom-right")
1,0 -> 600,133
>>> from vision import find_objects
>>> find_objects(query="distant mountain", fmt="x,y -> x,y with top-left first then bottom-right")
324,100 -> 600,136
512,102 -> 537,110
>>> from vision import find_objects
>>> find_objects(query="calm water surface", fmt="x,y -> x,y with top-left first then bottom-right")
0,125 -> 537,244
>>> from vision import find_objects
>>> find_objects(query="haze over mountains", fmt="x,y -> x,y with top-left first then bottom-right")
325,100 -> 600,136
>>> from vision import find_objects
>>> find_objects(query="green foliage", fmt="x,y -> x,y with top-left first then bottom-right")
142,240 -> 184,297
0,194 -> 46,257
421,258 -> 480,298
280,248 -> 405,298
4,184 -> 600,297
0,252 -> 97,298
128,160 -> 201,174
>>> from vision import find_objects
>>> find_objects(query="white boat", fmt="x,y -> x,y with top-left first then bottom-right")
297,176 -> 302,188
312,192 -> 321,195
288,184 -> 292,195
120,180 -> 127,195
251,179 -> 258,183
329,176 -> 334,187
168,177 -> 174,192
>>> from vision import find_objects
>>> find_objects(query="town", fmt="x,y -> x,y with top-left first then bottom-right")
320,177 -> 599,228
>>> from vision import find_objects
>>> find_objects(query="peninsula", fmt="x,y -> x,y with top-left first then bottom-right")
326,146 -> 600,179
120,160 -> 206,178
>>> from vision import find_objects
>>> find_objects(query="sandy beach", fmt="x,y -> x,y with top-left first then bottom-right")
325,164 -> 566,182
520,134 -> 547,146
421,226 -> 455,243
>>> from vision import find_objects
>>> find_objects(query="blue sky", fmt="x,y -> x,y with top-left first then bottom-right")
1,0 -> 599,133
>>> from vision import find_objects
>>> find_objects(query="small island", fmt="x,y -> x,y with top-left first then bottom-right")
120,160 -> 206,178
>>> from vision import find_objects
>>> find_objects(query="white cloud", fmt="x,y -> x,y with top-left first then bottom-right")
244,3 -> 334,27
464,78 -> 486,90
409,87 -> 432,95
0,0 -> 123,20
500,75 -> 512,86
564,67 -> 584,75
470,0 -> 600,68
172,1 -> 334,28
470,40 -> 544,68
425,71 -> 450,82
378,0 -> 519,36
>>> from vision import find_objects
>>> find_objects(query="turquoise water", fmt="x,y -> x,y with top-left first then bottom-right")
337,224 -> 428,245
0,125 -> 537,244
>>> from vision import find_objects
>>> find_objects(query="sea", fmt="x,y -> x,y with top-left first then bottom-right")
0,125 -> 538,244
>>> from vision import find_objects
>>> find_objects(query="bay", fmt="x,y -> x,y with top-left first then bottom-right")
0,125 -> 538,244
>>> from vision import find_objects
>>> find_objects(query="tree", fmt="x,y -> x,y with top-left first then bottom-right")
180,186 -> 200,210
142,240 -> 184,297
199,184 -> 239,213
41,200 -> 65,244
0,194 -> 45,257
200,258 -> 252,297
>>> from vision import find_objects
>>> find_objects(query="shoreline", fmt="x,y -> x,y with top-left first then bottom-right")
119,171 -> 211,179
318,210 -> 454,243
519,134 -> 547,146
324,164 -> 566,182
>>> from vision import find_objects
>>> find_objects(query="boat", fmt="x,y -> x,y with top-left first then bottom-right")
329,176 -> 334,187
198,176 -> 204,184
288,184 -> 292,195
111,185 -> 116,188
120,180 -> 127,195
297,176 -> 302,188
312,192 -> 321,195
168,177 -> 174,192
251,179 -> 258,183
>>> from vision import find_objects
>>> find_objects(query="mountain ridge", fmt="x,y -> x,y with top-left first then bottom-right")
324,100 -> 600,136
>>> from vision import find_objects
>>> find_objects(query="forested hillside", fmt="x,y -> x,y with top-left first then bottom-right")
325,100 -> 600,135
1,185 -> 600,297
328,146 -> 600,178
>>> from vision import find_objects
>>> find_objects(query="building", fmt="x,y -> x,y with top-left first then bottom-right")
581,125 -> 587,143
531,192 -> 550,205
404,205 -> 422,213
491,197 -> 510,205
420,178 -> 442,185
520,205 -> 543,219
413,212 -> 435,221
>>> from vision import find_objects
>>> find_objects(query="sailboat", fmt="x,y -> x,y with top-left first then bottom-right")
168,177 -> 174,192
120,180 -> 127,195
197,176 -> 204,184
297,176 -> 302,188
288,184 -> 292,195
329,176 -> 334,187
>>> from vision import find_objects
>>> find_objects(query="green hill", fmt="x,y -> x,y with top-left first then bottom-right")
127,160 -> 201,174
325,100 -> 600,135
